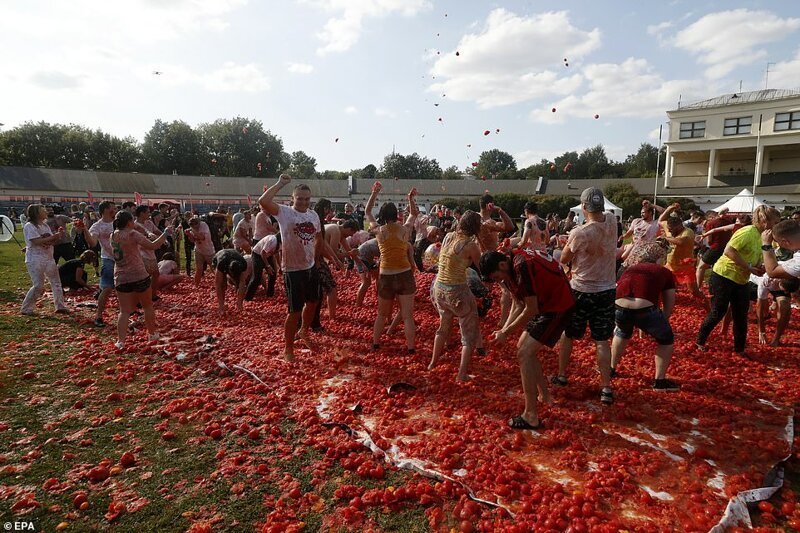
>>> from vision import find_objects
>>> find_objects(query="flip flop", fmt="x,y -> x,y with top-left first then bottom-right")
508,415 -> 543,431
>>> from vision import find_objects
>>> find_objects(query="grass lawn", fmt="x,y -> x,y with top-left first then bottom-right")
0,233 -> 432,532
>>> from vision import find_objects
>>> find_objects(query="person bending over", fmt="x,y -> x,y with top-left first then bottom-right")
59,250 -> 97,292
212,249 -> 253,314
155,252 -> 186,291
611,240 -> 680,391
480,247 -> 575,430
245,234 -> 280,300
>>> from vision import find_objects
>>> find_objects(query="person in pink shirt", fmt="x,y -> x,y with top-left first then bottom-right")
111,210 -> 170,349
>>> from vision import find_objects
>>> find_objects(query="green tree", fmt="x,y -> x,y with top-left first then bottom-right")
362,164 -> 377,180
197,117 -> 284,178
475,149 -> 517,179
380,152 -> 442,180
576,144 -> 610,179
553,151 -> 579,179
141,120 -> 201,175
623,143 -> 664,179
603,182 -> 643,217
442,165 -> 462,180
288,150 -> 317,180
319,170 -> 348,180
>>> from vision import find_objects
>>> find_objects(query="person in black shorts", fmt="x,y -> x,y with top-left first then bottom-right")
212,249 -> 253,314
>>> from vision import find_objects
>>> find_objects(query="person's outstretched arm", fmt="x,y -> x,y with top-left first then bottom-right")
259,174 -> 291,217
365,182 -> 381,229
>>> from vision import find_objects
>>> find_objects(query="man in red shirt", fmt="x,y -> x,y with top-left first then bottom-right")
480,249 -> 574,430
696,207 -> 735,290
611,240 -> 680,391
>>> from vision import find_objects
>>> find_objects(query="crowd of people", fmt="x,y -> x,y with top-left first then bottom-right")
15,177 -> 800,430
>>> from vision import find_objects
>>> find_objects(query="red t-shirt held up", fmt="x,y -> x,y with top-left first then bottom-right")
508,250 -> 574,313
616,263 -> 676,307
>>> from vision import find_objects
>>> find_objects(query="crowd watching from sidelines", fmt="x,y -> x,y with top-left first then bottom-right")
14,179 -> 800,430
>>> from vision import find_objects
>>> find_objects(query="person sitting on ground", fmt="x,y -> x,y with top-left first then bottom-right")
155,252 -> 186,291
59,250 -> 97,292
212,249 -> 253,314
110,210 -> 170,348
611,239 -> 681,391
428,211 -> 483,382
480,245 -> 575,430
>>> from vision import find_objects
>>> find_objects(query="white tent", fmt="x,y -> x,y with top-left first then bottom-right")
570,198 -> 623,225
713,188 -> 768,213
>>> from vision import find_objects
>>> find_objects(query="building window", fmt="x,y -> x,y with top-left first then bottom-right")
679,121 -> 705,139
723,116 -> 751,136
775,112 -> 800,131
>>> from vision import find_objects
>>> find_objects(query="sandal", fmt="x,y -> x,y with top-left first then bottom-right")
508,415 -> 543,431
550,375 -> 568,387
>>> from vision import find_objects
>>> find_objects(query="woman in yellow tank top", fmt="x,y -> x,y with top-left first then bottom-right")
365,182 -> 418,353
429,211 -> 483,381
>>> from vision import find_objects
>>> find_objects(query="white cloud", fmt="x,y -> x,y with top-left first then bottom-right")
667,9 -> 800,79
202,62 -> 270,92
767,48 -> 800,88
530,58 -> 702,123
428,9 -> 600,108
304,0 -> 432,56
374,107 -> 397,119
287,62 -> 314,74
515,149 -> 560,168
344,105 -> 358,114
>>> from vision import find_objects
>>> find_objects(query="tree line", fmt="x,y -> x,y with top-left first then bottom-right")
0,118 -> 665,182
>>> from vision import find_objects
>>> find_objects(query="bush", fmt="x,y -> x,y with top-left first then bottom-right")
435,194 -> 575,219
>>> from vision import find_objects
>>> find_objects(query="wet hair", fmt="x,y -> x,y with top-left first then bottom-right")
113,210 -> 134,230
25,203 -> 46,223
315,198 -> 332,236
666,214 -> 683,229
524,201 -> 538,215
642,204 -> 655,216
753,205 -> 781,229
780,277 -> 800,294
294,184 -> 311,194
135,205 -> 150,217
773,220 -> 800,240
458,210 -> 482,237
98,201 -> 115,217
478,251 -> 508,282
378,202 -> 398,225
479,194 -> 494,209
122,201 -> 136,210
189,216 -> 201,227
80,250 -> 97,263
162,252 -> 176,262
213,250 -> 247,279
341,219 -> 360,233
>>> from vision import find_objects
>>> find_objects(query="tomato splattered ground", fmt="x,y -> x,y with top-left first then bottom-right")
1,248 -> 800,532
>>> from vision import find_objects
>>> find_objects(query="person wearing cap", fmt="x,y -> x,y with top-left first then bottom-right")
554,187 -> 618,404
611,239 -> 680,391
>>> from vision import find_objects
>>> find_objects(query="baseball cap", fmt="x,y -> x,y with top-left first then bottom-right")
580,187 -> 605,213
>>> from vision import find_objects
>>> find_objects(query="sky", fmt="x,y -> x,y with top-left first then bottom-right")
1,0 -> 799,173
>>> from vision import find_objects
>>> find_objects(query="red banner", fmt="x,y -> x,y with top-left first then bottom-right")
134,192 -> 142,205
246,194 -> 253,208
87,191 -> 94,204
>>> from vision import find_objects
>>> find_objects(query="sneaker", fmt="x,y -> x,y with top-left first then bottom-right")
476,347 -> 487,357
21,310 -> 36,316
600,388 -> 614,404
55,307 -> 71,314
550,375 -> 568,387
114,341 -> 124,350
93,318 -> 105,328
653,379 -> 681,392
610,367 -> 618,379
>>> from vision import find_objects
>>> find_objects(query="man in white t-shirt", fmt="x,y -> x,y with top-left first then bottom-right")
80,201 -> 117,327
245,234 -> 280,300
760,220 -> 800,346
259,174 -> 323,360
187,217 -> 216,286
620,200 -> 662,260
556,188 -> 619,404
232,211 -> 254,253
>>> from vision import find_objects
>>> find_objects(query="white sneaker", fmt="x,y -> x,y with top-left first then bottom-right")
148,332 -> 160,342
114,341 -> 124,349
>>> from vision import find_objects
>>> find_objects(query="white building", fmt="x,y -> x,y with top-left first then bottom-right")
664,89 -> 800,201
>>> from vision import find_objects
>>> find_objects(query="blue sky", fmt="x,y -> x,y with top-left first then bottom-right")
1,0 -> 799,172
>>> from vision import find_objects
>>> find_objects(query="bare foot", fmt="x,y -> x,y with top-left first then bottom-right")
297,328 -> 317,351
457,373 -> 472,382
283,351 -> 295,362
427,356 -> 439,371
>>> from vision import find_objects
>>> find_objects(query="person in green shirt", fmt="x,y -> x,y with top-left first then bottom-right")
696,205 -> 781,354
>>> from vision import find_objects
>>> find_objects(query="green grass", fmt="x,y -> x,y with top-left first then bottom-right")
0,235 -> 432,532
